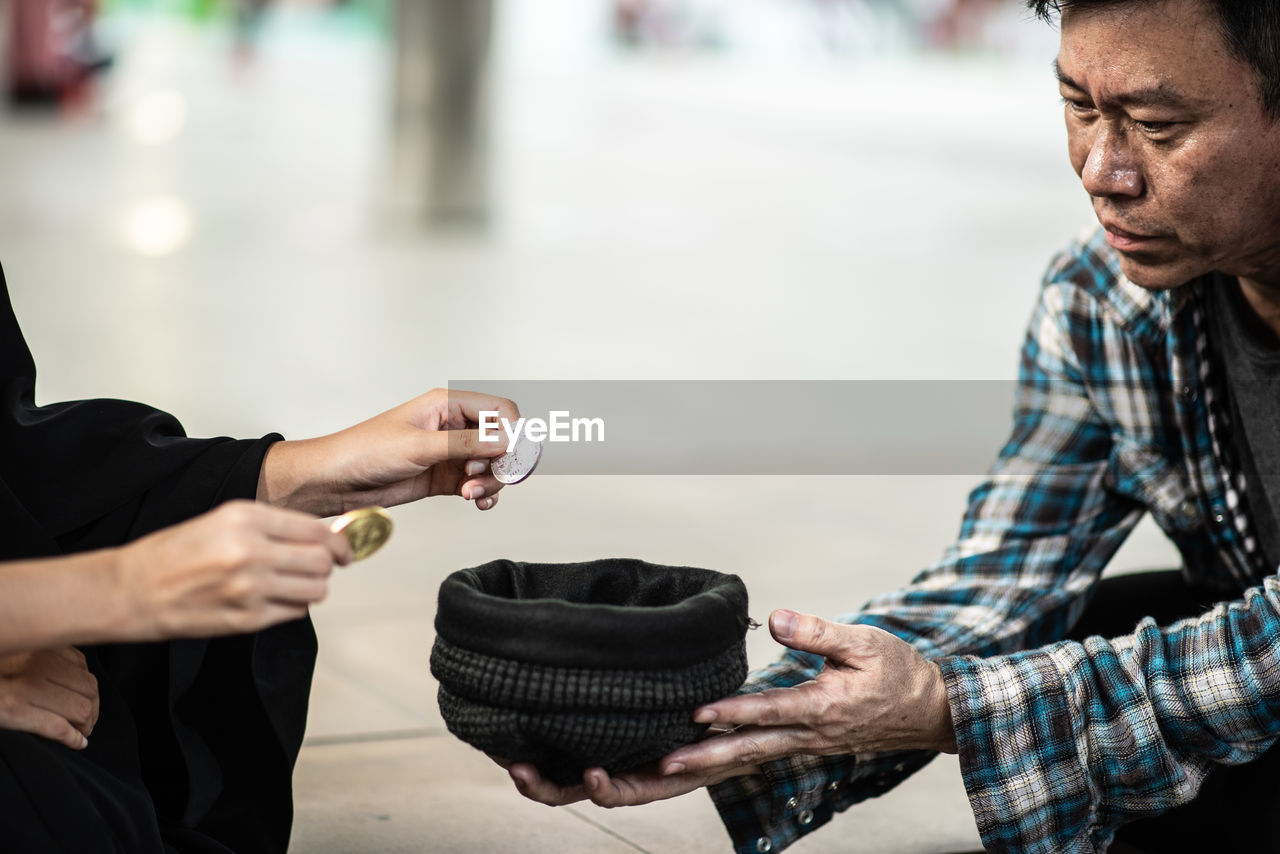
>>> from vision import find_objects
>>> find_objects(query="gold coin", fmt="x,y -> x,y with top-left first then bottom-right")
330,506 -> 394,562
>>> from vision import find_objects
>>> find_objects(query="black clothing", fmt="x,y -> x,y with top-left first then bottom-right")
1207,276 -> 1280,572
0,266 -> 315,854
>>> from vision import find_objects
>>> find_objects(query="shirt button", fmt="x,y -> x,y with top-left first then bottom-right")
756,837 -> 773,853
799,809 -> 815,826
827,781 -> 841,792
784,796 -> 798,811
1179,385 -> 1197,402
1177,501 -> 1199,524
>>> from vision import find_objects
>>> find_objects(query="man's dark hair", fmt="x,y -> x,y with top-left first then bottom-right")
1026,1 -> 1280,118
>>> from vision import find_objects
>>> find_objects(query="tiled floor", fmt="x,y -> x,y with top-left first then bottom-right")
0,4 -> 1182,851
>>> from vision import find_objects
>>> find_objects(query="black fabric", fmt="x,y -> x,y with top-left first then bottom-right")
1070,570 -> 1280,854
431,634 -> 747,711
0,265 -> 314,854
434,557 -> 750,668
437,685 -> 719,786
1207,276 -> 1280,573
0,726 -> 165,854
432,559 -> 750,785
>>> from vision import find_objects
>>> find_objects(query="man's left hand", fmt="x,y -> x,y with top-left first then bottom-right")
507,609 -> 957,811
656,609 -> 957,781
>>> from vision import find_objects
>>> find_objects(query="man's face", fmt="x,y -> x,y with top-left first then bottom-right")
1058,0 -> 1280,290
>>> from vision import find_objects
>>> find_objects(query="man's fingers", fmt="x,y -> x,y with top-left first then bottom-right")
584,766 -> 709,808
694,682 -> 826,728
661,726 -> 812,776
585,767 -> 647,807
507,763 -> 586,806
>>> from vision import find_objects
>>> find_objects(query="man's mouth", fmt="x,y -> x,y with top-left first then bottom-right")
1100,220 -> 1163,252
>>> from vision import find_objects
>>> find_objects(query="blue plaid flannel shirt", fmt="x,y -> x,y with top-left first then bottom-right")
708,227 -> 1279,854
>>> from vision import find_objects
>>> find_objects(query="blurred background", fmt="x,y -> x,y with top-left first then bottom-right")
1,1 -> 1181,851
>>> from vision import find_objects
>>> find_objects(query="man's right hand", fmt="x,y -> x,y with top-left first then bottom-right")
114,499 -> 352,639
499,752 -> 761,809
0,647 -> 99,750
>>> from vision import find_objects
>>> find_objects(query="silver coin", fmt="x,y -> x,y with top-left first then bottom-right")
490,435 -> 543,484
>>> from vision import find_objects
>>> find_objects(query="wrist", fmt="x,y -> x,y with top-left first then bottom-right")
100,545 -> 160,643
258,438 -> 341,516
928,661 -> 958,754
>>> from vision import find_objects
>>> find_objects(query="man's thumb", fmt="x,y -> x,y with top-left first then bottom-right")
768,606 -> 860,660
769,609 -> 844,657
769,609 -> 799,641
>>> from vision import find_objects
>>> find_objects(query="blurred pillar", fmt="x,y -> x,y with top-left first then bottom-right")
390,0 -> 493,225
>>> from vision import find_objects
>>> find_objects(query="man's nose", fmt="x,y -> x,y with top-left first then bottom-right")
1081,124 -> 1143,199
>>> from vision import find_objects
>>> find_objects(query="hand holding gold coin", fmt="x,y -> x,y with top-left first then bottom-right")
329,507 -> 394,562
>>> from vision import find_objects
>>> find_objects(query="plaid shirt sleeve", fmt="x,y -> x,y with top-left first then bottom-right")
945,576 -> 1280,853
708,242 -> 1166,854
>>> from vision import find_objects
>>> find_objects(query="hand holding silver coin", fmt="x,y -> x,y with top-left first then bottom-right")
490,434 -> 543,485
259,389 -> 523,514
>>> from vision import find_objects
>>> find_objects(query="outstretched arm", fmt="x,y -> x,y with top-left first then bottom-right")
257,388 -> 521,516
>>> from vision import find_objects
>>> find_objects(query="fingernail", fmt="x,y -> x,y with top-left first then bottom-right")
772,609 -> 798,640
79,734 -> 89,749
465,460 -> 488,476
585,773 -> 600,793
663,762 -> 686,776
478,497 -> 494,510
509,770 -> 526,790
468,485 -> 486,501
693,708 -> 717,724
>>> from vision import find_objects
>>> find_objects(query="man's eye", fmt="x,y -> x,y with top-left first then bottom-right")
1061,96 -> 1095,115
1135,120 -> 1173,134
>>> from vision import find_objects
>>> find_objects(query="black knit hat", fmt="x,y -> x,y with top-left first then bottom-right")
431,558 -> 750,785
